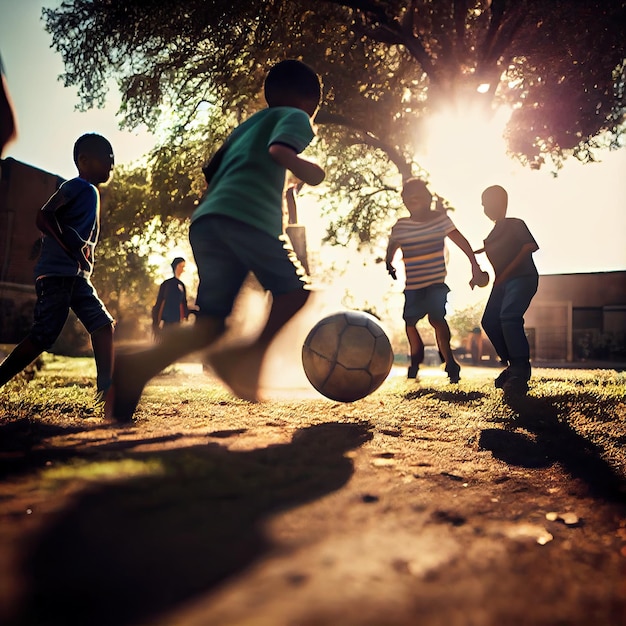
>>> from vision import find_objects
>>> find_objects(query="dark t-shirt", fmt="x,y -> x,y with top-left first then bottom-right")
483,218 -> 538,279
153,277 -> 188,323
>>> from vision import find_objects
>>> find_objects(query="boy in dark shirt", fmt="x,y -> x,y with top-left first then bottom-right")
475,185 -> 539,394
152,256 -> 189,338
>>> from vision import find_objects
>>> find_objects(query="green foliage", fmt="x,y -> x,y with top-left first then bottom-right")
44,0 -> 626,165
42,0 -> 626,248
447,301 -> 487,341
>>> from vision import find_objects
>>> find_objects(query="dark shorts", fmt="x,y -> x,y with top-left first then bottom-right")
403,283 -> 450,325
31,276 -> 114,349
190,215 -> 308,318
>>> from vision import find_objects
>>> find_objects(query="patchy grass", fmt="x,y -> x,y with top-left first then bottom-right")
0,358 -> 625,626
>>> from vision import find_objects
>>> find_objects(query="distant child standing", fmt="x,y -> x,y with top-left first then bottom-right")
151,256 -> 189,338
0,133 -> 115,403
386,178 -> 486,382
108,59 -> 325,421
476,185 -> 539,394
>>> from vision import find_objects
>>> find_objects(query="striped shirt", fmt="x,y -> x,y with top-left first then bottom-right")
389,213 -> 456,289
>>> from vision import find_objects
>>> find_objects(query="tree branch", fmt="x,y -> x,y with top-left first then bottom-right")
316,111 -> 413,179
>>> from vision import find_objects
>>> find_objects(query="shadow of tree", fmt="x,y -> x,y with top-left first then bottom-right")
479,392 -> 625,501
12,421 -> 373,626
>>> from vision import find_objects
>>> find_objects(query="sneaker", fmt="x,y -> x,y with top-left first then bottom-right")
407,364 -> 419,379
494,368 -> 512,389
445,361 -> 461,384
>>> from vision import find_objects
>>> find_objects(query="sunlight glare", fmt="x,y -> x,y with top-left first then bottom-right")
417,101 -> 515,202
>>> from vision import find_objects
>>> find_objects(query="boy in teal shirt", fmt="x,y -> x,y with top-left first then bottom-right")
109,59 -> 325,420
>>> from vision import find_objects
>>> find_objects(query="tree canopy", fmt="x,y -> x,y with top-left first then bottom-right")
44,0 -> 626,162
43,0 -> 626,246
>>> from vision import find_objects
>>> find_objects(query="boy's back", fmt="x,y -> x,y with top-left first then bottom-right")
192,106 -> 315,238
35,177 -> 100,280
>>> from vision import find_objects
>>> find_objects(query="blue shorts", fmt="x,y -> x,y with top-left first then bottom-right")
31,276 -> 114,349
190,215 -> 308,318
403,283 -> 450,325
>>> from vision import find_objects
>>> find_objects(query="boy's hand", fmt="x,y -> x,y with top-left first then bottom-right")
470,267 -> 489,289
386,261 -> 397,280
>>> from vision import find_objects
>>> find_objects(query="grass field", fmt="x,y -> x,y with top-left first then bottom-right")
0,355 -> 625,625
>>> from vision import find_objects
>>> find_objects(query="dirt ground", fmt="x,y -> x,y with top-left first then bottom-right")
0,363 -> 625,626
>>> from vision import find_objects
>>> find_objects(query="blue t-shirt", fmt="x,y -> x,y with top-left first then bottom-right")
34,177 -> 100,280
192,107 -> 315,238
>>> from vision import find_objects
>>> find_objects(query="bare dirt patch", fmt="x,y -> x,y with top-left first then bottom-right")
0,364 -> 625,626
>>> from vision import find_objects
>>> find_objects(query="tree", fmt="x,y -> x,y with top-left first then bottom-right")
95,166 -> 178,336
44,0 -> 626,245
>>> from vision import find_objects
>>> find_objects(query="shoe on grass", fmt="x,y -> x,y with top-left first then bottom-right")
503,376 -> 529,396
494,368 -> 512,389
445,361 -> 461,384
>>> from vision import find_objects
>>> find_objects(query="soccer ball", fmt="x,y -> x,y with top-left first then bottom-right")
302,311 -> 394,402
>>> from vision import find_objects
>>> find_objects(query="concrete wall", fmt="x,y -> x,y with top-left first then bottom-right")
525,271 -> 626,362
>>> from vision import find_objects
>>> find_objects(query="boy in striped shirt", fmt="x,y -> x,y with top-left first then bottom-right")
386,178 -> 485,382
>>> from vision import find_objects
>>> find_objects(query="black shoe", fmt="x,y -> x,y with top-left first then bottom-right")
503,376 -> 528,396
445,361 -> 461,383
407,364 -> 419,379
494,368 -> 511,389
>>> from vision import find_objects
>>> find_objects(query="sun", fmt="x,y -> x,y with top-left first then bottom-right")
417,101 -> 515,201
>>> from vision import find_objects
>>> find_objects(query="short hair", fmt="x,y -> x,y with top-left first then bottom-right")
264,60 -> 322,107
482,185 -> 508,207
73,133 -> 113,166
402,177 -> 430,194
171,257 -> 185,271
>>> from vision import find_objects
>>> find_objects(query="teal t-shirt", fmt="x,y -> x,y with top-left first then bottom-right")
192,107 -> 315,237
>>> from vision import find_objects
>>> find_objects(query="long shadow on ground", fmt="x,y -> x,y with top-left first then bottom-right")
479,392 -> 626,502
11,421 -> 373,626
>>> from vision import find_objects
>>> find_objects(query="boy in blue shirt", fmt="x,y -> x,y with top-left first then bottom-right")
108,59 -> 325,421
0,133 -> 115,404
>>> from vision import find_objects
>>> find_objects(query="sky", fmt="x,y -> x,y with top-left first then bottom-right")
1,0 -> 625,316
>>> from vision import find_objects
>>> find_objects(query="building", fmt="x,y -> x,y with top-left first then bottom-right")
525,271 -> 626,363
0,158 -> 63,342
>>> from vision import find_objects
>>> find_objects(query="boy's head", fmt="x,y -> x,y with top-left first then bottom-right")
481,185 -> 508,222
264,60 -> 322,117
401,178 -> 432,215
73,133 -> 114,185
171,257 -> 185,276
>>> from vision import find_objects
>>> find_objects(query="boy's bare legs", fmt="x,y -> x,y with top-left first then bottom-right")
91,323 -> 114,398
0,336 -> 43,387
428,316 -> 460,383
405,324 -> 424,379
108,316 -> 225,421
209,288 -> 310,400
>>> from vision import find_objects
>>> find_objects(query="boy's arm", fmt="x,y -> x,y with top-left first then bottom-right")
268,144 -> 325,186
447,229 -> 482,270
385,238 -> 400,280
447,229 -> 487,288
494,242 -> 539,285
152,283 -> 166,328
36,191 -> 73,255
202,144 -> 228,186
